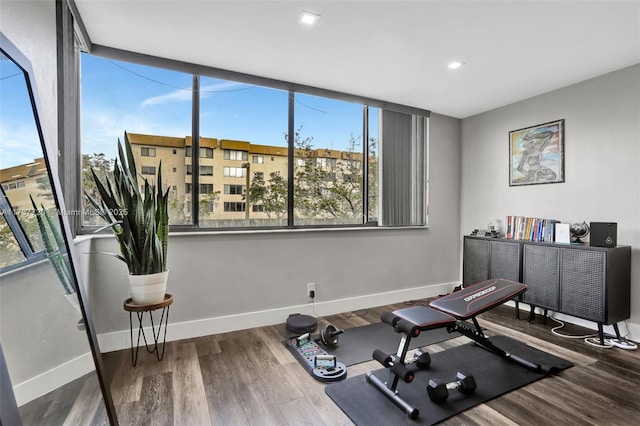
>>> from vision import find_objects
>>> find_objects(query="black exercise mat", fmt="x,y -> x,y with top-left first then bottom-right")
318,322 -> 455,366
325,335 -> 573,425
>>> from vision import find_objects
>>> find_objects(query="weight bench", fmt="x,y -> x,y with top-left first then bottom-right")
366,278 -> 540,419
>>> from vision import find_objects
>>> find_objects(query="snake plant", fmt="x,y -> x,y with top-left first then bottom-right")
30,195 -> 74,295
85,132 -> 169,275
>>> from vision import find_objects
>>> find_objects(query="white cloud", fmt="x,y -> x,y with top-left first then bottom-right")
140,87 -> 192,108
139,81 -> 252,108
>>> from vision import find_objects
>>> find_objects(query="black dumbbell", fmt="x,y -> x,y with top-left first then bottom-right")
413,348 -> 431,369
427,371 -> 477,403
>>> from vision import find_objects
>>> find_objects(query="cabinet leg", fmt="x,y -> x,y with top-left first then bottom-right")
528,305 -> 536,323
597,323 -> 605,346
612,323 -> 622,340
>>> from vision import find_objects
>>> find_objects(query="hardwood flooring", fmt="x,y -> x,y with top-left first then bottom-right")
23,300 -> 640,425
99,301 -> 640,425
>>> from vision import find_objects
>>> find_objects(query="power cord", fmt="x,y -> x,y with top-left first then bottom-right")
549,316 -> 637,350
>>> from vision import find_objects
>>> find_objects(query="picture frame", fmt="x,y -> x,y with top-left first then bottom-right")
509,119 -> 564,186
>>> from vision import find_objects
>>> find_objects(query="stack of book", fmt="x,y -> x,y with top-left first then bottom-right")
505,216 -> 557,242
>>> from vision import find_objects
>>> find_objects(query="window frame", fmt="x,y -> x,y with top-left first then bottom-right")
77,45 -> 430,233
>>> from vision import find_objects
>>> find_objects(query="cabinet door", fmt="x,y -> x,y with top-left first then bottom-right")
490,241 -> 521,282
560,248 -> 606,322
522,244 -> 559,310
463,238 -> 489,286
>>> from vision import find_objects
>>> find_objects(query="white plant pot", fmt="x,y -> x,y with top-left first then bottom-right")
128,270 -> 169,305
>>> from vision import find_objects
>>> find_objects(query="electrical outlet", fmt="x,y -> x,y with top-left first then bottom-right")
307,283 -> 316,298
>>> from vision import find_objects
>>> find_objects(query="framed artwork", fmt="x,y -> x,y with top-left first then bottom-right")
509,119 -> 564,186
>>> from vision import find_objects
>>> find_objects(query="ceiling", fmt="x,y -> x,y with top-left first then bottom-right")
73,0 -> 640,119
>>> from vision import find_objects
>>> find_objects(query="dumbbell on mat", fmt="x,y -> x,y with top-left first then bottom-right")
427,371 -> 477,403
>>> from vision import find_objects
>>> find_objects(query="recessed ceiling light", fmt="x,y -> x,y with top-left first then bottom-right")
448,61 -> 464,70
300,11 -> 320,25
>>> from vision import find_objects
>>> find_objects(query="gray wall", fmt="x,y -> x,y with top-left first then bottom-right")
461,64 -> 640,338
87,112 -> 463,335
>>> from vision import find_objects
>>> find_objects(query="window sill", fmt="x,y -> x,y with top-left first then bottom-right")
79,224 -> 429,239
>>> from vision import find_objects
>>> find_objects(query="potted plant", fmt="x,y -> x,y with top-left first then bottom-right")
85,132 -> 170,305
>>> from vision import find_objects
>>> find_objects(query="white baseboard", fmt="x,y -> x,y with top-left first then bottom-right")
506,301 -> 639,342
98,281 -> 458,353
14,352 -> 95,406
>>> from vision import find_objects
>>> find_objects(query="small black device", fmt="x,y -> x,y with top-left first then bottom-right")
590,222 -> 617,248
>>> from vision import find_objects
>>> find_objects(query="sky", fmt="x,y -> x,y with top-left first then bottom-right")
80,54 -> 377,161
0,55 -> 46,169
1,53 -> 378,171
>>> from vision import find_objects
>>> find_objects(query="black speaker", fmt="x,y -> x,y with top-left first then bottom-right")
590,222 -> 617,247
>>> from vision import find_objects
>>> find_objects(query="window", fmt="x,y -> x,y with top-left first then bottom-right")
224,202 -> 245,212
141,166 -> 156,175
294,94 -> 365,226
0,54 -> 55,271
223,166 -> 246,178
2,181 -> 26,190
79,51 -> 428,232
200,183 -> 214,194
224,149 -> 248,161
81,55 -> 193,226
141,147 -> 156,157
224,184 -> 245,195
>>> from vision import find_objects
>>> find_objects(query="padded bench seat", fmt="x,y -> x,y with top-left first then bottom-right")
389,279 -> 527,334
392,306 -> 456,331
430,278 -> 527,320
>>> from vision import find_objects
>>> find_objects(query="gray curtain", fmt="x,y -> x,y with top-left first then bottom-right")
380,110 -> 428,226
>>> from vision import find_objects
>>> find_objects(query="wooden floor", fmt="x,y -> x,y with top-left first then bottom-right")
93,301 -> 640,425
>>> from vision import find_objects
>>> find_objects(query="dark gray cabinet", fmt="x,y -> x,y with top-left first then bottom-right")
463,237 -> 521,285
463,236 -> 631,326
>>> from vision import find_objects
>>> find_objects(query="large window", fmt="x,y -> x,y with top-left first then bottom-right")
79,52 -> 428,231
80,55 -> 193,226
294,94 -> 366,226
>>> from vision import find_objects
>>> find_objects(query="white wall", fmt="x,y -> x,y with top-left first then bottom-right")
87,113 -> 463,349
461,64 -> 640,339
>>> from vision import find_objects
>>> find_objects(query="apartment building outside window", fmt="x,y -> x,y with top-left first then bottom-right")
79,53 -> 428,231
